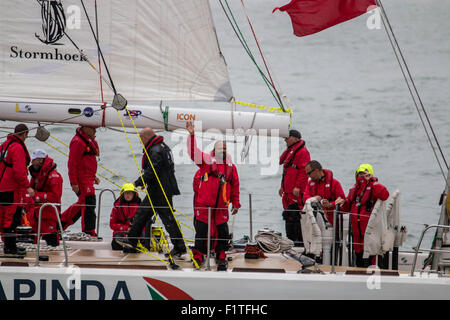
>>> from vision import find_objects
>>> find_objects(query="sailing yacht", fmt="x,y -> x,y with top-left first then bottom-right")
0,0 -> 449,300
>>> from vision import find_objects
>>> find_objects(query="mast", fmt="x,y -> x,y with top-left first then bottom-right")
431,168 -> 450,270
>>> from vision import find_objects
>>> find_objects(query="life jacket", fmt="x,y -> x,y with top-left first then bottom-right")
141,135 -> 164,168
280,140 -> 306,189
347,177 -> 379,212
346,177 -> 378,239
0,139 -> 16,182
27,156 -> 63,228
75,127 -> 99,157
0,135 -> 31,189
280,140 -> 305,171
197,153 -> 234,208
30,157 -> 58,192
307,169 -> 335,202
110,194 -> 141,234
68,128 -> 99,186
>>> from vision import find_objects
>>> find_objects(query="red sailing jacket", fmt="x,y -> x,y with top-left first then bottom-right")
27,156 -> 63,234
109,195 -> 141,236
280,140 -> 310,208
0,134 -> 30,192
68,127 -> 99,186
193,169 -> 202,205
341,176 -> 389,253
187,135 -> 241,210
303,169 -> 346,225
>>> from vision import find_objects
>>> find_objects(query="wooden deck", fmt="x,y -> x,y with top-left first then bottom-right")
0,240 -> 407,275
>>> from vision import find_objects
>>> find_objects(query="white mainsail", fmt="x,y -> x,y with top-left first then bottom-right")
0,0 -> 290,136
0,0 -> 232,102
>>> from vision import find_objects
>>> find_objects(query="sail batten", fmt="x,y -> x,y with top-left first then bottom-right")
0,0 -> 233,104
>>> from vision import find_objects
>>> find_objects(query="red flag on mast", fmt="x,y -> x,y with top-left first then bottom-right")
273,0 -> 377,37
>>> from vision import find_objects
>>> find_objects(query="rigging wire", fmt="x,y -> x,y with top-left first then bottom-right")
115,111 -> 177,266
79,0 -> 117,96
94,0 -> 105,105
118,108 -> 198,268
218,0 -> 285,110
239,0 -> 285,111
376,0 -> 448,185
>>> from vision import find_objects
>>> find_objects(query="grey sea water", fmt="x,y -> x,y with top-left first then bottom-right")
3,0 -> 449,250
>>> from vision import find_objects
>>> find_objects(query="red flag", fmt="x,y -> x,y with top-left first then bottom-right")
273,0 -> 377,37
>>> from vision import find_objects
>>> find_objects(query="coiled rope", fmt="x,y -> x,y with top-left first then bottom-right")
254,231 -> 294,253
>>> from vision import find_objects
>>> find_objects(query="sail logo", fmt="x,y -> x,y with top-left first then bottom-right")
83,107 -> 94,117
15,103 -> 37,114
176,113 -> 196,121
34,1 -> 82,45
124,110 -> 142,119
35,0 -> 67,45
8,1 -> 84,62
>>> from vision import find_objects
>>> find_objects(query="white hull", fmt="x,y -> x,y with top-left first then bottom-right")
0,241 -> 448,300
0,100 -> 291,137
0,264 -> 448,300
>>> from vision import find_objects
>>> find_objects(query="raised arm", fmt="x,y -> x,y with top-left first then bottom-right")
186,121 -> 210,167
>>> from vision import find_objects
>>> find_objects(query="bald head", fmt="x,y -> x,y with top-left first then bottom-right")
139,127 -> 156,145
214,140 -> 227,161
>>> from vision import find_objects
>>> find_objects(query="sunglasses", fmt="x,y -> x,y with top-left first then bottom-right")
306,168 -> 317,176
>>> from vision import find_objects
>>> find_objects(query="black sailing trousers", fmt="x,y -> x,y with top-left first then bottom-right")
127,194 -> 185,251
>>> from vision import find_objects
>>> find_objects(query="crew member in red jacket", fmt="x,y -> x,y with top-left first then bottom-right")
110,183 -> 141,250
27,149 -> 63,246
186,122 -> 240,271
341,164 -> 389,267
0,124 -> 34,255
60,125 -> 100,236
279,129 -> 310,246
303,160 -> 346,226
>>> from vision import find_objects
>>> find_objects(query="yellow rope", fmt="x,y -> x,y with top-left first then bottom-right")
123,107 -> 199,269
115,111 -> 175,265
233,99 -> 293,129
50,135 -> 129,184
43,141 -> 122,189
48,134 -> 196,229
135,242 -> 170,265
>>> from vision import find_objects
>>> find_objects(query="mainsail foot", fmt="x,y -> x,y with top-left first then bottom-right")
0,100 -> 291,137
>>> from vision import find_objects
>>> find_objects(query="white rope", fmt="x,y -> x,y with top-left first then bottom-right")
62,232 -> 102,242
254,231 -> 294,253
0,242 -> 70,252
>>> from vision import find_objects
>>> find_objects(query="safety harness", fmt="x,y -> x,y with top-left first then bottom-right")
352,180 -> 375,242
280,140 -> 306,207
0,136 -> 30,183
0,140 -> 16,183
201,160 -> 234,207
75,128 -> 99,157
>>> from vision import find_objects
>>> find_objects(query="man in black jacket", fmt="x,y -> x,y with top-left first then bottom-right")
119,128 -> 186,257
